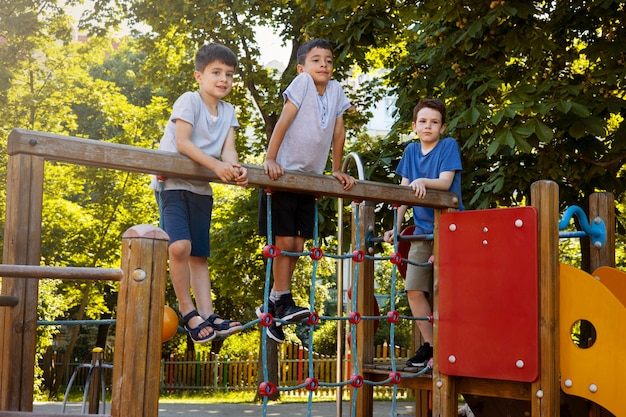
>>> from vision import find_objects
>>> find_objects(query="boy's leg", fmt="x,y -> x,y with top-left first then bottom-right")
168,240 -> 213,340
407,290 -> 433,344
189,256 -> 241,329
405,240 -> 435,366
271,235 -> 303,291
270,235 -> 310,324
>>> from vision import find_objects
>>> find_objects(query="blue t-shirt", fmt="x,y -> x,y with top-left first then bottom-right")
396,137 -> 464,234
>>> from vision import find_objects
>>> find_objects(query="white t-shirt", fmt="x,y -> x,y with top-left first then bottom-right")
275,72 -> 351,174
150,91 -> 239,195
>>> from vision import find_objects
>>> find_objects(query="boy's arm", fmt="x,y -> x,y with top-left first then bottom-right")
331,115 -> 357,190
263,100 -> 298,180
409,171 -> 455,198
174,119 -> 241,184
220,127 -> 248,187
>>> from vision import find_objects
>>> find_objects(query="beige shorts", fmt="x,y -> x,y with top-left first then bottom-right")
404,240 -> 434,295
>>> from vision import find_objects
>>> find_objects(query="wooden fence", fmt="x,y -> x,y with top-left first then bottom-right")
53,343 -> 412,398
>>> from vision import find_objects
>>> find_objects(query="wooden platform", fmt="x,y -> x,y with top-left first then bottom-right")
363,362 -> 433,391
364,361 -> 533,401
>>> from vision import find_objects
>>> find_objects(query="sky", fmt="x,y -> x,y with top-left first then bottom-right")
65,3 -> 290,66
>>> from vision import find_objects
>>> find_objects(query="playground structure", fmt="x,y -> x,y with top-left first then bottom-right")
0,128 -> 621,416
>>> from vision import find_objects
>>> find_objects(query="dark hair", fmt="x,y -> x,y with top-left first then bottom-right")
413,98 -> 446,124
195,43 -> 238,72
296,39 -> 333,65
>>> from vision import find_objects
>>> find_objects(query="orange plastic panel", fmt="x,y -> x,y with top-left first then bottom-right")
592,266 -> 626,308
438,207 -> 539,382
560,263 -> 626,417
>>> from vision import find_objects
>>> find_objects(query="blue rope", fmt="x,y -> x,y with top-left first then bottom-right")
256,197 -> 435,416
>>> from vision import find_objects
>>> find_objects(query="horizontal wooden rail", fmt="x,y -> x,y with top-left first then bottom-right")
8,129 -> 460,210
0,413 -> 111,417
0,296 -> 19,307
0,265 -> 123,281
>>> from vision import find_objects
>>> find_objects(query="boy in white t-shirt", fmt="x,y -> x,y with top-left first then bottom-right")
151,43 -> 248,344
257,39 -> 356,343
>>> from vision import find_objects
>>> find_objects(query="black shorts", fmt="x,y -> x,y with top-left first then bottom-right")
258,190 -> 315,238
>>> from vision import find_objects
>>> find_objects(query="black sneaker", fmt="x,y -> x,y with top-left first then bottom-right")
256,300 -> 275,318
256,300 -> 285,343
406,342 -> 433,367
274,293 -> 310,324
266,322 -> 285,343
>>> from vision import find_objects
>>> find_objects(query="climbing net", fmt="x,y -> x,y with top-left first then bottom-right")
253,192 -> 432,417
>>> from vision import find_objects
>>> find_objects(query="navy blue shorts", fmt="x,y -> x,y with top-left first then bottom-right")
157,190 -> 213,257
258,190 -> 315,238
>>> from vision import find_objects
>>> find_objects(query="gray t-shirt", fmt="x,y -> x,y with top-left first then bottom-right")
150,91 -> 239,195
276,72 -> 351,174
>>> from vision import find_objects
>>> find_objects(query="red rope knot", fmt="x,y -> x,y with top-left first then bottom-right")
386,310 -> 399,323
352,250 -> 365,263
310,247 -> 323,260
350,374 -> 363,388
389,372 -> 401,385
348,311 -> 361,324
306,311 -> 320,325
305,377 -> 319,391
259,312 -> 273,327
262,245 -> 281,258
390,252 -> 403,265
258,381 -> 278,397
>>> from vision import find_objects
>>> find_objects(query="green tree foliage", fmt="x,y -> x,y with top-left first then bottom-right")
382,0 -> 625,212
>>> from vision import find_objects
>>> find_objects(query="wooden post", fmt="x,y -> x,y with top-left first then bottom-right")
530,180 -> 560,416
588,192 -> 615,270
110,225 -> 169,417
588,192 -> 616,417
352,201 -> 375,417
88,348 -> 104,414
0,154 -> 45,411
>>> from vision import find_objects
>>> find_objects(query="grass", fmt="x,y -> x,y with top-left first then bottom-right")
54,386 -> 413,404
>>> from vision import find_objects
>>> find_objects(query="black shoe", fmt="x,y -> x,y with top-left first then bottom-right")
266,322 -> 285,343
256,300 -> 285,343
406,342 -> 433,367
256,300 -> 275,318
274,293 -> 310,324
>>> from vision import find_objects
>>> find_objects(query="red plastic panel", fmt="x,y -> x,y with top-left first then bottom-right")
438,207 -> 539,382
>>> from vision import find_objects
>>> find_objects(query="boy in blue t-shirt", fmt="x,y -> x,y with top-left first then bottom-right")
384,98 -> 463,367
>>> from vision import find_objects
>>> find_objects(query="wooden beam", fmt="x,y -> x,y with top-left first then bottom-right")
530,180 -> 560,417
7,129 -> 460,209
0,413 -> 111,417
0,297 -> 18,307
588,192 -> 615,270
0,265 -> 122,281
0,154 -> 44,411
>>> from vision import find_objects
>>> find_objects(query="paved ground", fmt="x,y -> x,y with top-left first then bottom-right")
34,401 -> 417,416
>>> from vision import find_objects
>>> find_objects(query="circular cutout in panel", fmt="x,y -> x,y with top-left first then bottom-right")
570,319 -> 597,349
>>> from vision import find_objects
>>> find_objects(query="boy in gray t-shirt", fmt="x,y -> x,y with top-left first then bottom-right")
152,43 -> 248,344
257,39 -> 356,343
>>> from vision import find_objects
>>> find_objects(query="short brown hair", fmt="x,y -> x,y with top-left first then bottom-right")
195,43 -> 238,72
413,98 -> 446,124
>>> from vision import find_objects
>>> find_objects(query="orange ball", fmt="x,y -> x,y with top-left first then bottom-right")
162,305 -> 178,342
